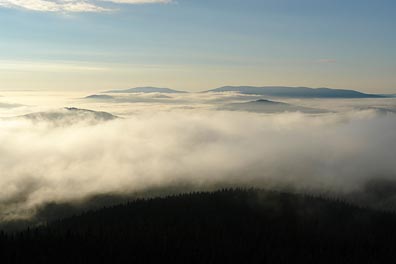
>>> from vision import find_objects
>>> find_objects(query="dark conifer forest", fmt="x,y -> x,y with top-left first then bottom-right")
1,189 -> 396,263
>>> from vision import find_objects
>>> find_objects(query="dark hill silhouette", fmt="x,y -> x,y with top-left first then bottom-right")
206,86 -> 385,98
1,189 -> 396,263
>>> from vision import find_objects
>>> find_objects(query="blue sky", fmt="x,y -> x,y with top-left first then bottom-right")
0,0 -> 395,92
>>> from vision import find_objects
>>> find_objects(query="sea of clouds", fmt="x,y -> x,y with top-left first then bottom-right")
0,95 -> 396,222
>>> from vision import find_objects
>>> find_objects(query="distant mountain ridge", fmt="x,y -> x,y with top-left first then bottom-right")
206,86 -> 385,98
105,87 -> 187,94
102,86 -> 390,98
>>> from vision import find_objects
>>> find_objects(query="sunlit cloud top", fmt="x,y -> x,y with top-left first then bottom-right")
0,0 -> 171,12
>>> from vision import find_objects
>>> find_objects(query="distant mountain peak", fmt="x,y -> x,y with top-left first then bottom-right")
253,99 -> 283,104
104,87 -> 187,94
84,94 -> 114,100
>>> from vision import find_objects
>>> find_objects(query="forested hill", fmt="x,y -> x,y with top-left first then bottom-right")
1,189 -> 396,263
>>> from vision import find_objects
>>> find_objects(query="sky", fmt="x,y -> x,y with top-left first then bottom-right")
0,0 -> 395,93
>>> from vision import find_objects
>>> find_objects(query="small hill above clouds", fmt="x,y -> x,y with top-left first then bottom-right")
19,107 -> 117,126
206,86 -> 385,98
220,99 -> 328,113
104,87 -> 187,94
84,94 -> 114,100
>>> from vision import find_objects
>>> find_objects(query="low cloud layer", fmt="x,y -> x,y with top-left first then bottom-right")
0,0 -> 171,12
0,107 -> 396,221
